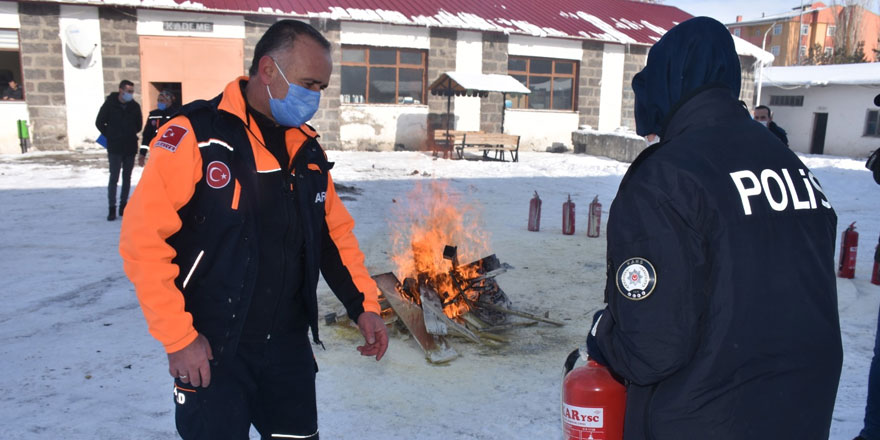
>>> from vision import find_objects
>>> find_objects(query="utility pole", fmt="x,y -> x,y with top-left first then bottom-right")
757,21 -> 778,107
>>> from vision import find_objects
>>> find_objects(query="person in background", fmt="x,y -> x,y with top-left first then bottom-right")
753,104 -> 789,146
586,17 -> 842,439
119,20 -> 387,440
853,93 -> 880,440
139,89 -> 178,166
2,79 -> 22,100
95,79 -> 141,221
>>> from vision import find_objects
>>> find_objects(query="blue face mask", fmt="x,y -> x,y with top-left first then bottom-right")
267,58 -> 321,127
157,102 -> 167,111
121,92 -> 133,103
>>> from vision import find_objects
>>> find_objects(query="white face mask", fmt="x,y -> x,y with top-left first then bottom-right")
646,134 -> 661,146
758,120 -> 769,128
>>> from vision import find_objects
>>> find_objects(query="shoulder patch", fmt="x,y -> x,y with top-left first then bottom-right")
616,257 -> 657,301
154,124 -> 189,152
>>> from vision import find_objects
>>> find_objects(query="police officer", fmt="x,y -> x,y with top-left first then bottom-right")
586,17 -> 842,439
120,20 -> 387,439
139,89 -> 178,167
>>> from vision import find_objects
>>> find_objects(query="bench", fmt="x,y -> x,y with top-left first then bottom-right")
457,133 -> 521,162
429,129 -> 469,159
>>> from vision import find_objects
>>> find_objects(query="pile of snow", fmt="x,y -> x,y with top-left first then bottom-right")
0,149 -> 876,439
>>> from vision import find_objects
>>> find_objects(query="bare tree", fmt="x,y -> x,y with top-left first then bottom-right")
828,0 -> 876,63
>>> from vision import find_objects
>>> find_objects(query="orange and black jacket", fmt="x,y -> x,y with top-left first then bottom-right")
119,78 -> 380,358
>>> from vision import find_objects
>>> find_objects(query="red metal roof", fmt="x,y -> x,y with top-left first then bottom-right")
87,0 -> 694,45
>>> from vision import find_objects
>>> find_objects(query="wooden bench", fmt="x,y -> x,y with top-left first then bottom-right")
429,129 -> 469,159
457,133 -> 521,162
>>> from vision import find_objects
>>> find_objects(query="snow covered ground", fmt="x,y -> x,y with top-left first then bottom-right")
0,148 -> 877,439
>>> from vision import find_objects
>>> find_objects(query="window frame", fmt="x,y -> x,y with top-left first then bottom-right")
770,45 -> 781,56
339,45 -> 428,105
506,56 -> 578,111
769,95 -> 804,107
865,110 -> 880,137
801,24 -> 810,35
0,29 -> 24,102
773,24 -> 783,35
733,28 -> 741,37
826,25 -> 836,36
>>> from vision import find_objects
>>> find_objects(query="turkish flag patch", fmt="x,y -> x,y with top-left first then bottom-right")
205,161 -> 231,189
154,124 -> 188,153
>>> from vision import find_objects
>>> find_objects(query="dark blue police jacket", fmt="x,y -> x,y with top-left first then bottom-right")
593,86 -> 843,439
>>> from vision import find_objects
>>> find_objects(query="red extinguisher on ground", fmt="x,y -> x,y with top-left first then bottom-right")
838,222 -> 858,279
563,348 -> 625,440
528,191 -> 542,232
871,233 -> 880,285
587,195 -> 602,238
563,194 -> 576,235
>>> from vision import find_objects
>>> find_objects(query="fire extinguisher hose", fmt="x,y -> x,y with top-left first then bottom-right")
563,348 -> 583,376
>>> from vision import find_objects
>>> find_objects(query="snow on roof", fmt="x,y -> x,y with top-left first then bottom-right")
726,4 -> 828,27
762,63 -> 880,87
733,34 -> 775,65
429,72 -> 531,96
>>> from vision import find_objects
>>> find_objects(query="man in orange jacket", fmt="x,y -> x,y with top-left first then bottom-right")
120,20 -> 387,439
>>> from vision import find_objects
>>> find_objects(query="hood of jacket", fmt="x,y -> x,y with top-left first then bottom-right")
632,16 -> 741,137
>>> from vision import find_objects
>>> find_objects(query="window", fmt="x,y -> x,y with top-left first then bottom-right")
824,46 -> 833,57
0,29 -> 23,101
773,24 -> 783,35
755,29 -> 762,37
770,45 -> 781,56
507,56 -> 577,110
866,110 -> 880,137
799,45 -> 807,56
770,95 -> 804,107
733,28 -> 741,37
801,24 -> 810,35
340,46 -> 426,104
826,25 -> 836,36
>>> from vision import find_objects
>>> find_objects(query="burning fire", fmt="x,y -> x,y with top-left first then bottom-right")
390,181 -> 491,318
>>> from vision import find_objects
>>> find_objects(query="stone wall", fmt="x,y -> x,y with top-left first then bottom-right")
99,7 -> 140,96
577,40 -> 603,129
19,3 -> 67,150
310,18 -> 341,150
243,15 -> 274,76
572,129 -> 647,163
621,45 -> 647,131
427,28 -> 456,135
480,32 -> 507,133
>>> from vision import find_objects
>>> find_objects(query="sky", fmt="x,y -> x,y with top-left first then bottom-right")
664,0 -> 880,25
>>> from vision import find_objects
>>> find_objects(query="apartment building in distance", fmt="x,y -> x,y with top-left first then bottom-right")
727,2 -> 880,66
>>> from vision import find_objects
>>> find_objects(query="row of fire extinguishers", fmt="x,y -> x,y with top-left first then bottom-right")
838,222 -> 880,285
528,191 -> 602,237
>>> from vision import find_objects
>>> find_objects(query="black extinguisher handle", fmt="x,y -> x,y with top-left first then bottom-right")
563,348 -> 583,377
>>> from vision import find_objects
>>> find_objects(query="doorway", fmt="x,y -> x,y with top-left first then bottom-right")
810,112 -> 828,155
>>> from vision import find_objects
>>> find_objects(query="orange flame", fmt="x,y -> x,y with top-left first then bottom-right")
390,181 -> 491,318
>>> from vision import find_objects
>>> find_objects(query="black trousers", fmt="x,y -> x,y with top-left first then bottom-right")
173,331 -> 318,440
107,152 -> 134,207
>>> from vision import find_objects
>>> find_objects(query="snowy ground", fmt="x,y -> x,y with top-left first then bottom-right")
0,148 -> 877,439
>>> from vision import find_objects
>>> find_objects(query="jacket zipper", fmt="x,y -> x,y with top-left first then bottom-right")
182,250 -> 205,289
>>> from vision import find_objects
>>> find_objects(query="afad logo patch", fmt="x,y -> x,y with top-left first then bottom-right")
205,161 -> 231,189
154,125 -> 188,153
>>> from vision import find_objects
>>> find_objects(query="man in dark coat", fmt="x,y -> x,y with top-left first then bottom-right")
754,105 -> 789,146
139,89 -> 178,167
96,79 -> 142,221
586,17 -> 842,440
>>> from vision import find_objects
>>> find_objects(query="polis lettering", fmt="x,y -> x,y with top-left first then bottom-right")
729,168 -> 831,215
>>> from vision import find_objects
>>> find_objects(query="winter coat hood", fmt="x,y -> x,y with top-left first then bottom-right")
632,16 -> 741,137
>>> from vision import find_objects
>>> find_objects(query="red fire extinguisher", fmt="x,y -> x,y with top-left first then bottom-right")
587,195 -> 602,238
563,194 -> 576,235
872,233 -> 880,285
563,349 -> 625,440
838,222 -> 858,279
528,191 -> 542,232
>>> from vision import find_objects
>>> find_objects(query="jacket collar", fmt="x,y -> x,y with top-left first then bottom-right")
218,76 -> 318,138
663,87 -> 750,140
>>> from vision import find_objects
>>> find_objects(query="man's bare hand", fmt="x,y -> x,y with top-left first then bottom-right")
137,155 -> 146,167
356,312 -> 388,361
168,333 -> 213,387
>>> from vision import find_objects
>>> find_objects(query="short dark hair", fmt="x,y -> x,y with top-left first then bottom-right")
119,80 -> 134,90
248,20 -> 331,77
755,105 -> 772,116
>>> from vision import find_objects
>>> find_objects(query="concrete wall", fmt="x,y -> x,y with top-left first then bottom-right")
572,129 -> 648,162
0,2 -> 25,154
761,84 -> 880,157
339,104 -> 428,151
20,2 -> 67,150
598,43 -> 624,132
454,30 -> 481,132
